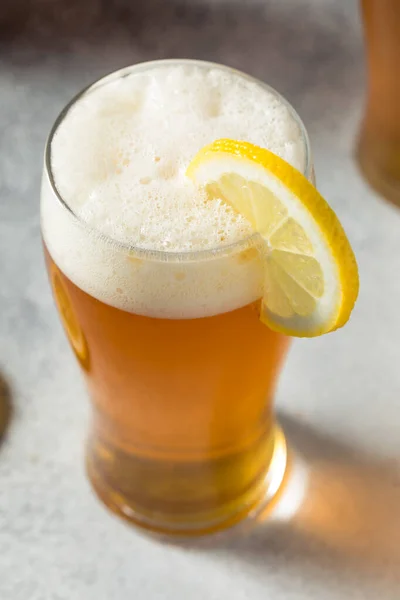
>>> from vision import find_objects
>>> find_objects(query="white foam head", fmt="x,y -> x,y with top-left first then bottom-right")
41,60 -> 310,318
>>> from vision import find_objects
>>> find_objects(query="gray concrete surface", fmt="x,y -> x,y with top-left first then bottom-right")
1,0 -> 400,598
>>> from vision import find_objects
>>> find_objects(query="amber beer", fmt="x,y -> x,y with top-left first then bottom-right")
41,60 -> 312,534
45,246 -> 289,531
357,0 -> 400,204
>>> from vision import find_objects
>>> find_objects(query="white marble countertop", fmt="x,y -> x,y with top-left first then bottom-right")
1,0 -> 399,598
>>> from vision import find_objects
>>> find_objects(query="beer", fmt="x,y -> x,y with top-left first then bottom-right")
357,0 -> 400,205
41,60 -> 312,534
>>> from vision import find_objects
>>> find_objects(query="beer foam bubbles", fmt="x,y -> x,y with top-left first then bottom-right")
42,62 -> 307,318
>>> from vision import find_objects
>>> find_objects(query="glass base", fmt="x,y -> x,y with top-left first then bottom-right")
86,425 -> 288,538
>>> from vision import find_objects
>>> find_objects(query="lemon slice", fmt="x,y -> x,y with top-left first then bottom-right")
187,139 -> 359,337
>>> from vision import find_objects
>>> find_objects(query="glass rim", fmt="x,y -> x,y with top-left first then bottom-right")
44,58 -> 313,263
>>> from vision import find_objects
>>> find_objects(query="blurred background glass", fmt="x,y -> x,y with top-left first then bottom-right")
357,0 -> 400,205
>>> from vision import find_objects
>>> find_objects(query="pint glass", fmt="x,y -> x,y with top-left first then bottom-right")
357,0 -> 400,205
41,60 -> 313,535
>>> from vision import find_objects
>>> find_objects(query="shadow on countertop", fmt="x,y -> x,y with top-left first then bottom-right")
184,413 -> 400,587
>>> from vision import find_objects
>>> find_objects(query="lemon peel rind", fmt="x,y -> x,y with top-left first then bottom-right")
187,139 -> 359,337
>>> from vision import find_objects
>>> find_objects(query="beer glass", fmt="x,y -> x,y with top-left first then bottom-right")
357,0 -> 400,205
41,60 -> 313,535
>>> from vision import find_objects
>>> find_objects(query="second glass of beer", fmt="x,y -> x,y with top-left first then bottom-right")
41,60 -> 313,535
357,0 -> 400,205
